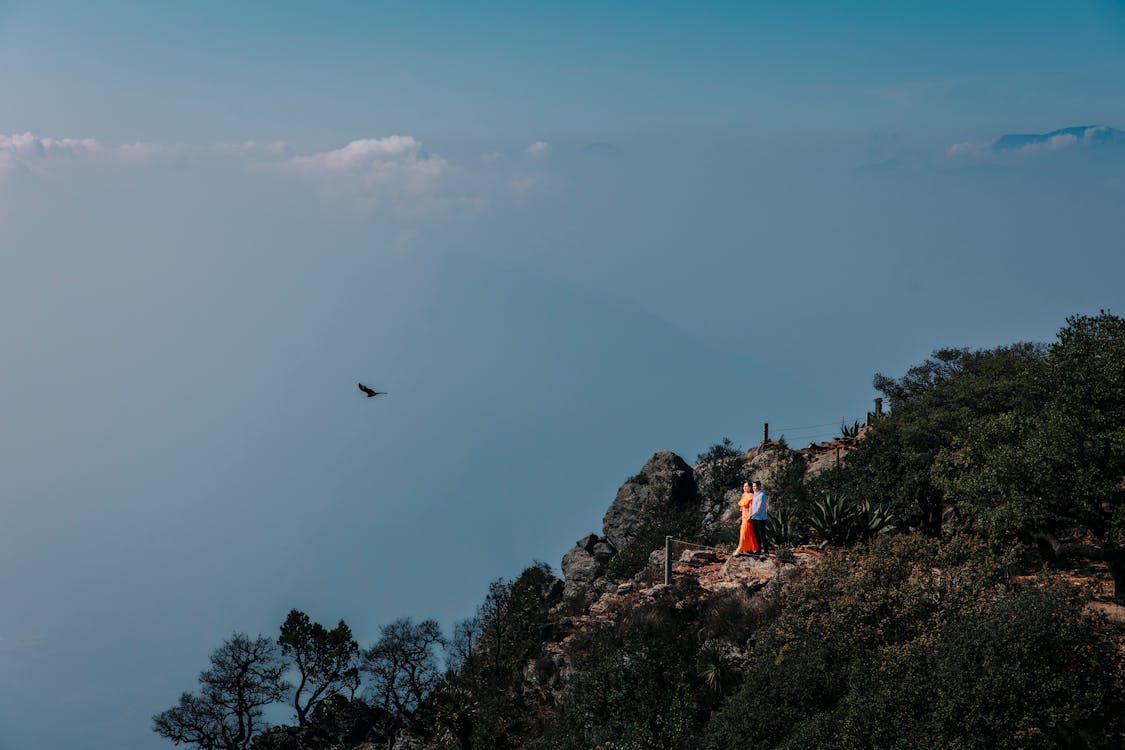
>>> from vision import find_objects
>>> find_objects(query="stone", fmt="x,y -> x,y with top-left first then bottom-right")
1085,600 -> 1125,625
560,532 -> 617,598
591,540 -> 616,563
602,451 -> 698,550
679,548 -> 718,566
720,553 -> 779,581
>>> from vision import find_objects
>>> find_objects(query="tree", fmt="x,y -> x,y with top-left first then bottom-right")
842,342 -> 1048,534
361,618 -> 445,732
277,609 -> 360,727
154,632 -> 289,750
935,312 -> 1125,596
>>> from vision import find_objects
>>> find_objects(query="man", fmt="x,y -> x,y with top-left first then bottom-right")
750,480 -> 769,559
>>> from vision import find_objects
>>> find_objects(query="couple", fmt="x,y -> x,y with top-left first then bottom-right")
735,480 -> 768,559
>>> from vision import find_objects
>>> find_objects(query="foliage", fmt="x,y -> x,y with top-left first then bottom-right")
444,563 -> 560,749
807,493 -> 857,545
360,618 -> 446,733
695,437 -> 742,464
932,312 -> 1125,595
840,342 -> 1050,534
761,447 -> 808,519
702,534 -> 1125,749
153,632 -> 290,750
804,494 -> 897,546
533,586 -> 713,750
766,507 -> 801,546
839,419 -> 861,438
603,501 -> 700,582
277,609 -> 360,727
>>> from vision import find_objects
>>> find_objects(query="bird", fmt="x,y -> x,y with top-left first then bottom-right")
357,383 -> 385,398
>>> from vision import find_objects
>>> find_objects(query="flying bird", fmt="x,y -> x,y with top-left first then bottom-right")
358,383 -> 385,398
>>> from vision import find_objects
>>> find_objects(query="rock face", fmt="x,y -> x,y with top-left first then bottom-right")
560,533 -> 616,598
602,451 -> 698,550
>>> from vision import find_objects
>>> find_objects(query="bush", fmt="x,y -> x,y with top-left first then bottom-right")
701,535 -> 1125,749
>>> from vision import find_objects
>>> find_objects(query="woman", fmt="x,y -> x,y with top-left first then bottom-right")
735,481 -> 759,556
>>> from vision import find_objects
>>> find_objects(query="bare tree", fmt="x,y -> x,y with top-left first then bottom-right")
153,632 -> 289,750
361,618 -> 445,730
277,609 -> 360,727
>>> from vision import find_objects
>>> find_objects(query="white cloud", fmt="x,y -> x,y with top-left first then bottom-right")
0,132 -> 101,174
0,130 -> 548,217
526,141 -> 551,157
288,135 -> 425,175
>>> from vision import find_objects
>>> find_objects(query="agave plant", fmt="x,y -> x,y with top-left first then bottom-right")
857,498 -> 897,539
840,419 -> 862,438
697,643 -> 740,696
766,508 -> 801,546
808,494 -> 859,546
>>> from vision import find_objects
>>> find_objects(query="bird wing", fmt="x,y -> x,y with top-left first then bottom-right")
358,383 -> 374,396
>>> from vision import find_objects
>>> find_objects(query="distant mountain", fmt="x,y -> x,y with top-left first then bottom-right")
993,125 -> 1125,151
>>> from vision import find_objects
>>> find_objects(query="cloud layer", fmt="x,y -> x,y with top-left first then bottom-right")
0,132 -> 553,216
947,125 -> 1125,160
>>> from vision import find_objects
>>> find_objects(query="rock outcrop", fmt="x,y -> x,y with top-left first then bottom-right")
560,533 -> 616,598
602,451 -> 698,550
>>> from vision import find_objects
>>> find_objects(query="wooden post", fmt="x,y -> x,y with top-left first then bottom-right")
664,536 -> 673,586
763,422 -> 769,444
874,397 -> 883,416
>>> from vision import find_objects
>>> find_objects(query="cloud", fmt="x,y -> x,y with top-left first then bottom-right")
947,125 -> 1124,160
0,130 -> 547,217
526,141 -> 551,157
0,132 -> 101,174
287,135 -> 426,175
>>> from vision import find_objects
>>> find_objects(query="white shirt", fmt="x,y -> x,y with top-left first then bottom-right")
750,490 -> 768,520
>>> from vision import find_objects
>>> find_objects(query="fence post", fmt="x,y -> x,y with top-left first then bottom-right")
664,536 -> 672,586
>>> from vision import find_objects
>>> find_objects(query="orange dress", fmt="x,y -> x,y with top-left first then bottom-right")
736,491 -> 759,553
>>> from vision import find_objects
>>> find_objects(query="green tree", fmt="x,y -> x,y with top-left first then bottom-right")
935,312 -> 1125,596
153,632 -> 289,750
841,342 -> 1049,534
277,609 -> 360,727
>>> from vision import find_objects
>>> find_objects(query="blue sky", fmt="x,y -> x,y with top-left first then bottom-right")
2,2 -> 1125,749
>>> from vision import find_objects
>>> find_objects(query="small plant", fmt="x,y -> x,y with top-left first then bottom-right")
697,644 -> 740,697
627,471 -> 650,486
774,544 -> 796,564
857,499 -> 897,539
766,508 -> 801,546
840,419 -> 861,438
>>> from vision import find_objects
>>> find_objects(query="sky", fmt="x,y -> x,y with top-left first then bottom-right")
2,2 -> 1125,748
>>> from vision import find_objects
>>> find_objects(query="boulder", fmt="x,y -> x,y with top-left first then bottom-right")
741,443 -> 799,490
720,553 -> 779,581
561,532 -> 616,598
680,548 -> 718,566
602,451 -> 698,550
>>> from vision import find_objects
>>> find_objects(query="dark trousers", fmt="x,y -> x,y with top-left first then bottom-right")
751,520 -> 768,555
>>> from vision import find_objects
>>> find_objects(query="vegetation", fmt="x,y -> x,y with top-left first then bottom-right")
154,313 -> 1125,750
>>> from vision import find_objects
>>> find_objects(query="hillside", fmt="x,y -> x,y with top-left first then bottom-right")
154,313 -> 1125,750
